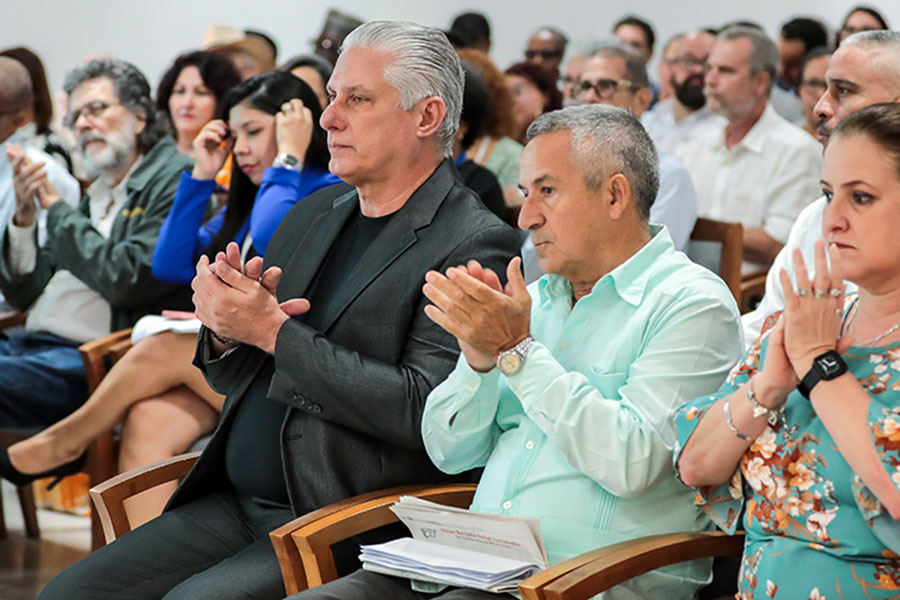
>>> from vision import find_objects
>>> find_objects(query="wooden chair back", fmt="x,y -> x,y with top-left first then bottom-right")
89,451 -> 200,544
688,218 -> 743,308
77,328 -> 133,550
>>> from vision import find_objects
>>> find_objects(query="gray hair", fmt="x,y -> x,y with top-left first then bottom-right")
589,43 -> 650,89
0,56 -> 33,113
341,21 -> 463,157
841,30 -> 900,94
526,104 -> 659,221
718,26 -> 779,95
63,58 -> 166,153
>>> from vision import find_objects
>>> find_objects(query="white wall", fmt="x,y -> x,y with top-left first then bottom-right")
3,0 -> 897,94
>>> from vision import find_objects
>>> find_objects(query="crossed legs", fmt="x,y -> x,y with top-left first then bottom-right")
7,332 -> 223,522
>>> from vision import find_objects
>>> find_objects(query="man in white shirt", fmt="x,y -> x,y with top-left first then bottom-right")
742,30 -> 900,343
0,57 -> 80,306
0,58 -> 191,428
523,44 -> 698,283
682,26 -> 822,274
642,30 -> 726,162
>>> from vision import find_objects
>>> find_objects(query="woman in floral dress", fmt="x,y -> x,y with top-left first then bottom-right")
674,103 -> 900,599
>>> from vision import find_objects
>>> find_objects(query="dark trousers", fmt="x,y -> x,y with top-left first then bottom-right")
285,569 -> 512,600
39,489 -> 293,600
0,331 -> 87,427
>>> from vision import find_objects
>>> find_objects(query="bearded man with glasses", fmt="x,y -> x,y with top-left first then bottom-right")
642,30 -> 726,162
0,58 -> 192,431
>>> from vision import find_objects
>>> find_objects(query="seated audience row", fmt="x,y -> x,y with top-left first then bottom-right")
0,9 -> 894,600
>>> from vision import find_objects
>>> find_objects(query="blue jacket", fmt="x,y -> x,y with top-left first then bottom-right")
152,164 -> 340,283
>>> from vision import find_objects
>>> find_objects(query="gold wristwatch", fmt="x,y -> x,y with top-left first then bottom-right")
496,336 -> 535,376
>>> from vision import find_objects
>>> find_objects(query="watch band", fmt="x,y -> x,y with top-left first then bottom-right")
797,350 -> 848,399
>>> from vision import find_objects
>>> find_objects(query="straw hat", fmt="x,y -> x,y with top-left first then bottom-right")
202,25 -> 276,71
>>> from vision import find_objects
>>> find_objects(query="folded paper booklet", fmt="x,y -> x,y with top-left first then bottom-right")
359,496 -> 548,593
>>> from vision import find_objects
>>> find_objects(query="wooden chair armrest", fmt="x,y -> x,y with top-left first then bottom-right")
0,310 -> 26,331
741,272 -> 768,314
269,483 -> 477,595
89,451 -> 201,544
78,328 -> 133,391
519,530 -> 745,600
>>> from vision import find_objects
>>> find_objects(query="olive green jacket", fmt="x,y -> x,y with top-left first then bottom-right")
0,136 -> 194,332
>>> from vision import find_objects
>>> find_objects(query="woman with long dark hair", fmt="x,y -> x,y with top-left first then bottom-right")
0,71 -> 338,527
155,50 -> 241,156
153,69 -> 335,282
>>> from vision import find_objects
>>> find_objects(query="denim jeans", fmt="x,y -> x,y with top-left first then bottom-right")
0,331 -> 87,427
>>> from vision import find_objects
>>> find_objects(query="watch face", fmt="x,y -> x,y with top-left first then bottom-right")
818,355 -> 842,377
498,353 -> 522,375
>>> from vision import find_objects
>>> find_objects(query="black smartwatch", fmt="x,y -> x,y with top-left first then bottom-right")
797,350 -> 848,398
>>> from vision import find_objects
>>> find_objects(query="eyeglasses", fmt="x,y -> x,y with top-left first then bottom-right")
525,48 -> 563,60
573,78 -> 638,100
799,79 -> 827,96
64,100 -> 121,129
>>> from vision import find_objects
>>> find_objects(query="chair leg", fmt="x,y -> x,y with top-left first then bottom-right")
0,483 -> 7,539
18,484 -> 40,538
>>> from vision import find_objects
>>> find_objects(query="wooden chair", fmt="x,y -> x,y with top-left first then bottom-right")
77,328 -> 134,549
0,310 -> 40,539
89,451 -> 201,543
740,270 -> 768,314
688,218 -> 744,308
532,530 -> 745,599
266,483 -> 744,599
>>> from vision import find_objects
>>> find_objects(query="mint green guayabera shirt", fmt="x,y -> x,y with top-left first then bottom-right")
422,226 -> 744,599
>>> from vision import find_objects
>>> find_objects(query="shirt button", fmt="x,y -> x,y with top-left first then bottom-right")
502,501 -> 512,510
525,440 -> 535,450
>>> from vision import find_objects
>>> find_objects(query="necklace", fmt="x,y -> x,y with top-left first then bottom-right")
842,297 -> 900,346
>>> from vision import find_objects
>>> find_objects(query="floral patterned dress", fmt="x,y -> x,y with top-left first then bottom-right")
673,308 -> 900,600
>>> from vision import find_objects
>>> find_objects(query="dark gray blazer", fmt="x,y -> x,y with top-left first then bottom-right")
172,160 -> 521,517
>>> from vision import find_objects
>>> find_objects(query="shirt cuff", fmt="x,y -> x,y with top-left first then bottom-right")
6,217 -> 38,275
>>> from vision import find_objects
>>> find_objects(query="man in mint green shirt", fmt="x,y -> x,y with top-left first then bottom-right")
418,105 -> 744,599
285,106 -> 743,599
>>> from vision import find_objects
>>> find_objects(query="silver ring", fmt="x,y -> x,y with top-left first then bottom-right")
829,288 -> 842,297
814,289 -> 827,299
798,289 -> 809,297
835,308 -> 843,316
282,104 -> 293,113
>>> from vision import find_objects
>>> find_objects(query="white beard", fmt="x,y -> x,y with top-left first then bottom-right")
77,115 -> 138,181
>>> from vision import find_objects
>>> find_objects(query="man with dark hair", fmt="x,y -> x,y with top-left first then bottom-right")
0,58 -> 191,429
613,15 -> 655,63
523,27 -> 568,80
779,17 -> 829,90
449,11 -> 491,53
643,30 -> 725,160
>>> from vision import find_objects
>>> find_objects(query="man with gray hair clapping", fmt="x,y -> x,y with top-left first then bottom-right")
285,104 -> 743,599
0,58 -> 190,431
40,21 -> 520,600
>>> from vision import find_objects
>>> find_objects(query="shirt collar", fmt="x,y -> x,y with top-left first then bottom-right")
716,102 -> 777,155
537,225 -> 674,307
